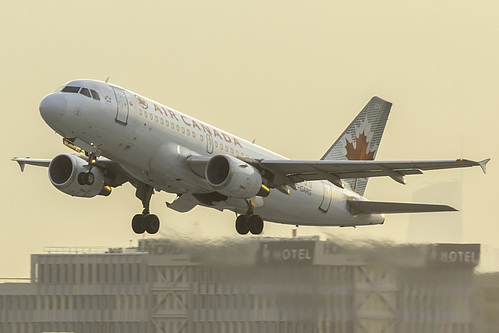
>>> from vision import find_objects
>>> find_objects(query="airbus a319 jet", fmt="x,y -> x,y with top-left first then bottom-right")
13,79 -> 490,235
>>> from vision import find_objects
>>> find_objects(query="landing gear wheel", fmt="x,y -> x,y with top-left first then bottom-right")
235,215 -> 249,235
131,183 -> 161,234
132,214 -> 146,234
131,214 -> 160,234
145,214 -> 160,234
248,215 -> 264,235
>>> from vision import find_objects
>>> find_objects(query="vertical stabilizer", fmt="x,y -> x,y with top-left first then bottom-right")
321,97 -> 392,196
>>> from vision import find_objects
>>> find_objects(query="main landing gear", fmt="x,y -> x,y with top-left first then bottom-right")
235,199 -> 264,235
132,183 -> 160,234
236,214 -> 264,235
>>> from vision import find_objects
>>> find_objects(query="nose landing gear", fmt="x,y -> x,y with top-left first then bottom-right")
132,183 -> 160,234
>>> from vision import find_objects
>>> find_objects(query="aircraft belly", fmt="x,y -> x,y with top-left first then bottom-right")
256,182 -> 333,225
256,182 -> 383,227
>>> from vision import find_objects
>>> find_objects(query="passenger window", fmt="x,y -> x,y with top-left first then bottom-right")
90,90 -> 100,101
80,88 -> 91,98
61,86 -> 80,93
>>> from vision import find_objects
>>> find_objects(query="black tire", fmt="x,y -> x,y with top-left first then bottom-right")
235,215 -> 249,235
249,215 -> 264,235
145,214 -> 160,234
132,214 -> 146,234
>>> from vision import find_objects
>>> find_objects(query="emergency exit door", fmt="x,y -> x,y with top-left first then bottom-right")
319,182 -> 332,212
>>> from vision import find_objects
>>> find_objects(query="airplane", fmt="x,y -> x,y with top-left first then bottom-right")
13,79 -> 490,235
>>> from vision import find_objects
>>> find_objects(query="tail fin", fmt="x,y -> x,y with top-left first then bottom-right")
321,96 -> 392,196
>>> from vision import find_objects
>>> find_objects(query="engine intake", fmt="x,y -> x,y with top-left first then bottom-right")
205,155 -> 269,198
48,154 -> 107,197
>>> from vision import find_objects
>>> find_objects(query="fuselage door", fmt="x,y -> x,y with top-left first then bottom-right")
112,87 -> 129,125
206,134 -> 214,154
319,181 -> 332,213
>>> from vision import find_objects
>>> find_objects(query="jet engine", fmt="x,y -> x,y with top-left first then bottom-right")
205,155 -> 269,198
48,154 -> 109,197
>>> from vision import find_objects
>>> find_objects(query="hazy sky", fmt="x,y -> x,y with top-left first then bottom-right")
1,1 -> 498,277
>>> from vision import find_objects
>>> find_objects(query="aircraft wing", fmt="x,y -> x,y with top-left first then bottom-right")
187,156 -> 489,191
258,158 -> 490,188
12,156 -> 131,188
12,157 -> 51,172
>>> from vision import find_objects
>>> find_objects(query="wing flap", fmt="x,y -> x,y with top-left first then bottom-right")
347,200 -> 457,215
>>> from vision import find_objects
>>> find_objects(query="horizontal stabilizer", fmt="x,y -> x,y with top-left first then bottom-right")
347,200 -> 457,215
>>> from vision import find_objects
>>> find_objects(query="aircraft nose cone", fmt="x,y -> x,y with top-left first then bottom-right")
39,94 -> 67,125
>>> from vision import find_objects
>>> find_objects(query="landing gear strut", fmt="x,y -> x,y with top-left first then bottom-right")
235,199 -> 264,235
132,183 -> 160,234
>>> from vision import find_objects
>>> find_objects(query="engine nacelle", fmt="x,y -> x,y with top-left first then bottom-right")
48,154 -> 106,197
205,155 -> 269,198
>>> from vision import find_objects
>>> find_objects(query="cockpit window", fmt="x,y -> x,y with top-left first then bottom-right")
90,89 -> 100,101
80,88 -> 91,98
59,85 -> 100,101
61,86 -> 80,93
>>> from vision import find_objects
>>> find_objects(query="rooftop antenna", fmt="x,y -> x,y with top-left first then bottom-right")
105,77 -> 110,83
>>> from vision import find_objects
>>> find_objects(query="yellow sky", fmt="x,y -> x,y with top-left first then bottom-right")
1,0 -> 498,277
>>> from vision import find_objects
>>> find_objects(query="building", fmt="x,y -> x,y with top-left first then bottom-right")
0,237 -> 481,333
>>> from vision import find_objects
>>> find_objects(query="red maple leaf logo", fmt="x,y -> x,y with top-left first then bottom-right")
345,131 -> 375,160
134,95 -> 149,109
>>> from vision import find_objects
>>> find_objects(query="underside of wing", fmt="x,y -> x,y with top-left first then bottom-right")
12,157 -> 52,171
259,158 -> 489,188
347,200 -> 457,215
186,156 -> 489,194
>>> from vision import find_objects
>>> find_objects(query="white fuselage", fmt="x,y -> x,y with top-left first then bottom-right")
41,79 -> 384,227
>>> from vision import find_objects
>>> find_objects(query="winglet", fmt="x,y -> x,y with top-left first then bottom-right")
12,158 -> 26,172
478,158 -> 491,174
